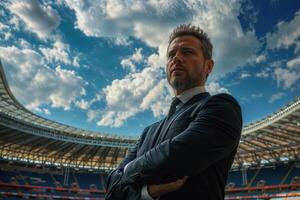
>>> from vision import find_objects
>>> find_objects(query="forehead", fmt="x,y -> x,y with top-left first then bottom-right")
168,35 -> 202,51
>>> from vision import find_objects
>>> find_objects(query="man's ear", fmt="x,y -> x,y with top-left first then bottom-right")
205,59 -> 214,78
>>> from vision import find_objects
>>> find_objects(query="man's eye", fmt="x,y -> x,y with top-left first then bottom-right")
168,53 -> 175,58
183,50 -> 193,54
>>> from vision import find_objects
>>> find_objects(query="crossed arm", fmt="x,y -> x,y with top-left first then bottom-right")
105,94 -> 242,200
105,127 -> 188,200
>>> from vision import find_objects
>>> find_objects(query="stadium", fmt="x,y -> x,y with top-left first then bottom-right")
0,58 -> 299,200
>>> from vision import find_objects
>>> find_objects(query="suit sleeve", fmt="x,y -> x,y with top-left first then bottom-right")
105,126 -> 149,200
121,94 -> 243,185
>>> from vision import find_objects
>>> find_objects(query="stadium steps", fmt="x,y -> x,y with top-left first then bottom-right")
49,171 -> 58,186
100,174 -> 106,190
72,171 -> 80,188
281,164 -> 294,184
247,167 -> 261,187
17,170 -> 28,185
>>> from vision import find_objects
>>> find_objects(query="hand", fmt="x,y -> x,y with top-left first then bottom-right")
147,176 -> 188,198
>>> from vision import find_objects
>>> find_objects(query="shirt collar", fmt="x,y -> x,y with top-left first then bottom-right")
176,86 -> 206,104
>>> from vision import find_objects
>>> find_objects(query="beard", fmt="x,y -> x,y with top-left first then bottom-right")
169,75 -> 198,92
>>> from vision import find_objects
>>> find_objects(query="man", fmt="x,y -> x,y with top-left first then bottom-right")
105,24 -> 242,200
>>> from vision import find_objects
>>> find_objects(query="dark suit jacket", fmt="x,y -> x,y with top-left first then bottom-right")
105,92 -> 242,200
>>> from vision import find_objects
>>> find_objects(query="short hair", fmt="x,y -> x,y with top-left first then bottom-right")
168,24 -> 213,59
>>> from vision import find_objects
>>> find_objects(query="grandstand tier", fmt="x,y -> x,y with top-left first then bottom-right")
0,159 -> 299,199
0,60 -> 299,170
0,59 -> 299,199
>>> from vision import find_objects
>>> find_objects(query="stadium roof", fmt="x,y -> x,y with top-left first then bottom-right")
0,60 -> 299,170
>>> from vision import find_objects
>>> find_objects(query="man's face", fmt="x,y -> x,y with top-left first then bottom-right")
166,35 -> 213,94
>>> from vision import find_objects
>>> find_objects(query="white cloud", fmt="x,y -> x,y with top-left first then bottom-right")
63,0 -> 190,47
39,40 -> 81,67
255,70 -> 269,78
0,45 -> 86,111
121,48 -> 144,72
245,53 -> 266,65
40,40 -> 71,64
191,1 -> 260,77
18,38 -> 31,49
9,0 -> 60,38
240,72 -> 251,79
269,92 -> 284,103
206,82 -> 229,95
33,107 -> 51,115
62,0 -> 254,127
97,66 -> 170,127
255,54 -> 266,64
97,110 -> 138,127
87,109 -> 102,122
274,67 -> 300,89
72,55 -> 80,67
43,108 -> 51,115
64,0 -> 259,77
0,22 -> 12,40
287,57 -> 300,69
113,37 -> 132,46
75,99 -> 91,110
270,60 -> 284,68
95,69 -> 230,127
266,11 -> 300,53
140,79 -> 172,117
8,15 -> 22,30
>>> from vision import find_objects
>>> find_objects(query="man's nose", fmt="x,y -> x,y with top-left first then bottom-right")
173,52 -> 183,63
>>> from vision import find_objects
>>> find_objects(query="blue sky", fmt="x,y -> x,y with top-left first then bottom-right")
0,0 -> 299,137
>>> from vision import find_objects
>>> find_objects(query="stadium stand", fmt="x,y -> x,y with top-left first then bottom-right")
0,59 -> 299,199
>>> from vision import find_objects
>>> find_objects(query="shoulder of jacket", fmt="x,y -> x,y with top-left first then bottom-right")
206,93 -> 239,105
143,121 -> 161,132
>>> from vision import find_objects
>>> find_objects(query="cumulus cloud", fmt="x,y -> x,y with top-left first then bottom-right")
62,0 -> 255,127
39,40 -> 80,67
87,109 -> 102,122
266,10 -> 300,53
140,79 -> 172,117
8,0 -> 60,38
0,22 -> 12,40
71,0 -> 244,127
64,0 -> 259,76
240,72 -> 251,79
191,1 -> 259,77
274,67 -> 300,89
40,41 -> 71,64
34,107 -> 51,115
8,15 -> 22,31
114,37 -> 132,46
287,57 -> 300,69
63,0 -> 190,47
269,92 -> 284,103
255,70 -> 270,78
206,82 -> 229,94
18,39 -> 31,49
75,99 -> 91,110
95,72 -> 229,127
255,54 -> 266,64
97,66 -> 170,127
0,45 -> 86,111
121,48 -> 144,72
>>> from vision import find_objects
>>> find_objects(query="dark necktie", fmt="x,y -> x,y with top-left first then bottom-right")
167,97 -> 181,119
153,97 -> 182,145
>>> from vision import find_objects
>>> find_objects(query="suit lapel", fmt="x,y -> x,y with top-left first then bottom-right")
151,118 -> 168,148
158,92 -> 210,142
